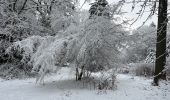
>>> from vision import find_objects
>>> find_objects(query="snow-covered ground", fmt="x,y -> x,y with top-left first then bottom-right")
0,67 -> 170,100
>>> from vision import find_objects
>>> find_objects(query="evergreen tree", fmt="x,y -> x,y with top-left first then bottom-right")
89,0 -> 110,18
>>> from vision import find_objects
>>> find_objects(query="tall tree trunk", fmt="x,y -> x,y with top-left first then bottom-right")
153,0 -> 168,86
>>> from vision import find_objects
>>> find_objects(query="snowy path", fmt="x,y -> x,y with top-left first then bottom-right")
0,67 -> 170,100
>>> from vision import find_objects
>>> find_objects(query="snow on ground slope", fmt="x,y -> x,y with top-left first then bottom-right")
0,67 -> 170,100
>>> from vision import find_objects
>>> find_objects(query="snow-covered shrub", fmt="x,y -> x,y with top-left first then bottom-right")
6,36 -> 44,63
65,35 -> 81,63
97,72 -> 116,90
89,0 -> 111,19
116,64 -> 130,74
133,63 -> 154,77
124,25 -> 156,63
29,17 -> 126,83
0,63 -> 33,79
0,36 -> 44,79
124,45 -> 148,63
83,69 -> 117,90
0,35 -> 12,64
75,17 -> 125,73
30,35 -> 71,83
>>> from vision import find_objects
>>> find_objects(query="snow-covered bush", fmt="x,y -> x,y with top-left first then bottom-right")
116,64 -> 130,74
0,63 -> 33,79
97,71 -> 116,90
130,63 -> 155,77
123,25 -> 156,63
0,35 -> 12,64
30,35 -> 71,83
28,17 -> 126,83
89,0 -> 111,19
6,36 -> 44,63
75,17 -> 125,73
0,36 -> 45,79
81,69 -> 117,90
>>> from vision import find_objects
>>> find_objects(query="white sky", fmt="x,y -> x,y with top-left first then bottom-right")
80,0 -> 158,29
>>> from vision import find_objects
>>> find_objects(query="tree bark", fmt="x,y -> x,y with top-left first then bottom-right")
78,66 -> 84,81
153,0 -> 168,86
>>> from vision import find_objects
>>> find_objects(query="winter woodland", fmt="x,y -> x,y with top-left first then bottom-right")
0,0 -> 170,100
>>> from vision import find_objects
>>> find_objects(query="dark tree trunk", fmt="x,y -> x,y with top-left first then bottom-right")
153,0 -> 168,86
77,66 -> 84,81
78,71 -> 83,80
76,67 -> 79,81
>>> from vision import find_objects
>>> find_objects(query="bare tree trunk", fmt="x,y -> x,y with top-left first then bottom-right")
153,0 -> 168,86
78,66 -> 84,80
76,67 -> 79,81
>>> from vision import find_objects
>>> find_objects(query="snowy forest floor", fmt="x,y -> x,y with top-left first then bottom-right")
0,67 -> 170,100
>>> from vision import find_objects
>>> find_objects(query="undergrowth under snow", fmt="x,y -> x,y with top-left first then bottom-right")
0,67 -> 169,100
